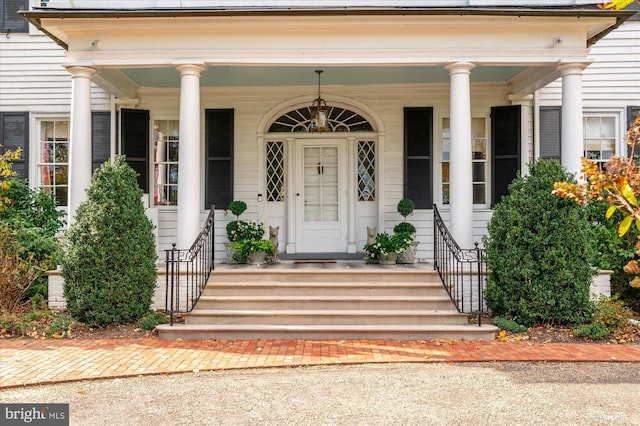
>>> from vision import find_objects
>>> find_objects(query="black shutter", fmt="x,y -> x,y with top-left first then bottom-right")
491,105 -> 521,206
628,106 -> 640,157
539,106 -> 561,160
205,109 -> 234,210
404,107 -> 433,209
120,109 -> 149,192
92,112 -> 111,173
1,0 -> 28,33
0,112 -> 29,180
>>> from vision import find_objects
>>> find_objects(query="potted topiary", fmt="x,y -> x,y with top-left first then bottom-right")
394,198 -> 419,264
225,200 -> 248,263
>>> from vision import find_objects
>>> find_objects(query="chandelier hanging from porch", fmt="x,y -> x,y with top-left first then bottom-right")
309,69 -> 329,132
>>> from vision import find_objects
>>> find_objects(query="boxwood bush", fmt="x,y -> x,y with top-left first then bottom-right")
61,156 -> 157,326
483,159 -> 596,327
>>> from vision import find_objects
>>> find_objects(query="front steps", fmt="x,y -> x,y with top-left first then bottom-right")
157,267 -> 497,341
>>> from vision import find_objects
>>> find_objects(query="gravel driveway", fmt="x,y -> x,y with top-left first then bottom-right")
1,362 -> 638,425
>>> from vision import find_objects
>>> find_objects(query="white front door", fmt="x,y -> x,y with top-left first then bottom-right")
295,140 -> 348,252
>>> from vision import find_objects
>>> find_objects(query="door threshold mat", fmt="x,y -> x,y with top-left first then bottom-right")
292,260 -> 338,265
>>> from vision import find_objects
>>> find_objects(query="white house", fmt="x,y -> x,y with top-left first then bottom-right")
1,0 -> 639,263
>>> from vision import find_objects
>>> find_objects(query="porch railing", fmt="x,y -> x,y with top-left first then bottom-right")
433,204 -> 488,326
164,206 -> 215,325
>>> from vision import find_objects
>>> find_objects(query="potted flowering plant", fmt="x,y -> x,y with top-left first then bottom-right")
231,238 -> 274,265
363,231 -> 411,264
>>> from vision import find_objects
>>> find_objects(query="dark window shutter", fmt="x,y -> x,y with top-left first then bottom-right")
404,107 -> 433,209
0,112 -> 29,180
205,109 -> 233,210
120,109 -> 149,192
628,106 -> 640,157
1,0 -> 28,33
491,105 -> 521,206
539,106 -> 561,160
92,112 -> 111,173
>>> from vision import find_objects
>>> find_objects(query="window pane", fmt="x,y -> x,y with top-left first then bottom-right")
153,120 -> 179,206
38,120 -> 69,206
473,184 -> 486,204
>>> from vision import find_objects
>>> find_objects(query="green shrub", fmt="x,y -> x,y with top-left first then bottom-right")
483,159 -> 596,327
137,311 -> 168,331
0,179 -> 64,304
0,226 -> 41,313
396,198 -> 415,218
0,309 -> 76,338
228,200 -> 247,218
393,221 -> 416,235
573,322 -> 610,340
491,316 -> 527,333
61,156 -> 157,327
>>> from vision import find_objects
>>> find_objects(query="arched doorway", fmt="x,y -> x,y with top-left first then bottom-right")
263,102 -> 379,255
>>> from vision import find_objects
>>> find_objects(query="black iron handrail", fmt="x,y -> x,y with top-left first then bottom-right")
164,206 -> 215,325
433,204 -> 488,326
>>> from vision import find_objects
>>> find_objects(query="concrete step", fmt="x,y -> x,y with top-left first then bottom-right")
185,309 -> 469,326
202,281 -> 447,297
194,295 -> 454,311
209,268 -> 441,284
156,323 -> 498,341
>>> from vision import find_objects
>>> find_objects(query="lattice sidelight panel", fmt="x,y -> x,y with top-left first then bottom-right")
266,141 -> 285,202
357,140 -> 375,201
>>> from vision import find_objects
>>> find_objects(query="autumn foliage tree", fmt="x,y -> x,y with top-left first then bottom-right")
553,113 -> 640,289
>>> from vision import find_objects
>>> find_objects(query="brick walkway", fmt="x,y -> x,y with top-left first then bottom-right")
1,338 -> 639,389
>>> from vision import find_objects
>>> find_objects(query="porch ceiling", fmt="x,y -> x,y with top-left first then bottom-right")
120,65 -> 528,88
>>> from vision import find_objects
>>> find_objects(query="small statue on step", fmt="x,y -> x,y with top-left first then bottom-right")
269,226 -> 280,262
364,226 -> 376,262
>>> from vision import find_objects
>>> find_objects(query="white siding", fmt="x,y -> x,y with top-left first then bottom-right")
0,34 -> 111,112
538,22 -> 640,107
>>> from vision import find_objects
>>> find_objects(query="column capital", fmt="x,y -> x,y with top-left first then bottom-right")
65,66 -> 96,79
445,62 -> 476,75
556,62 -> 589,76
175,63 -> 206,77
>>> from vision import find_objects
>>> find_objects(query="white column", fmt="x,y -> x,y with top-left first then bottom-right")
558,63 -> 587,178
445,62 -> 475,249
508,94 -> 534,176
67,66 -> 96,224
176,64 -> 205,248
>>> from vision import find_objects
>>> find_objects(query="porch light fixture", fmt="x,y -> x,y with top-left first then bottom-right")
310,70 -> 329,132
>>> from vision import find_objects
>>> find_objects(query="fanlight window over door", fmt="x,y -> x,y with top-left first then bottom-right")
268,106 -> 374,133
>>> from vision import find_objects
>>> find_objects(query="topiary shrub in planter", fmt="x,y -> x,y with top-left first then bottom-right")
483,159 -> 596,327
61,156 -> 157,327
394,198 -> 418,264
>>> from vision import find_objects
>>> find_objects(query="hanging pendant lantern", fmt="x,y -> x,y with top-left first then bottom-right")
310,70 -> 329,132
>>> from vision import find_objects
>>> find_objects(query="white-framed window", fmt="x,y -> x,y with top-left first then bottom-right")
441,116 -> 488,205
152,119 -> 179,206
584,114 -> 618,169
37,119 -> 69,206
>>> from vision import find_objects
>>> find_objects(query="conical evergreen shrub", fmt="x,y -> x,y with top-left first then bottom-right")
483,159 -> 595,326
62,156 -> 157,326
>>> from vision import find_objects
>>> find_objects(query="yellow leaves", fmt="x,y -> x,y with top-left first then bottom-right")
615,177 -> 638,207
606,205 -> 617,219
631,277 -> 640,288
619,215 -> 633,237
598,0 -> 637,10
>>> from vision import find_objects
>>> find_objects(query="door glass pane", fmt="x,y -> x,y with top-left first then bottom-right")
304,146 -> 339,222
